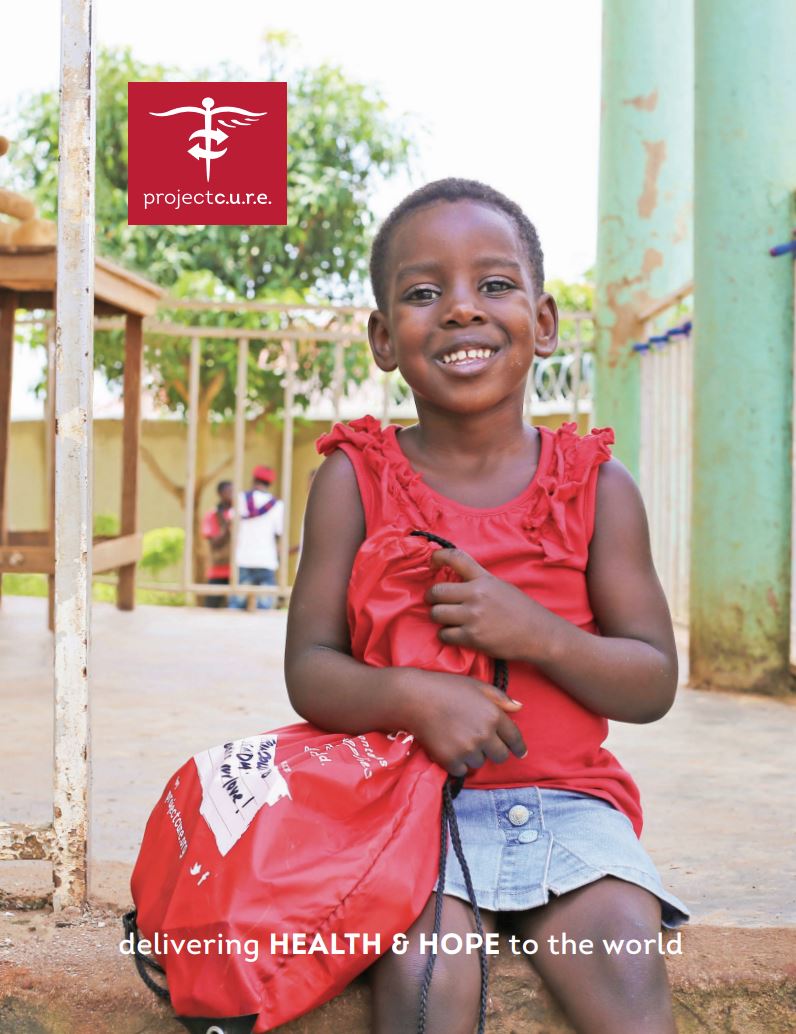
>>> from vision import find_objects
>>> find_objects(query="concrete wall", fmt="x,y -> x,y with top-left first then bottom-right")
8,411 -> 589,582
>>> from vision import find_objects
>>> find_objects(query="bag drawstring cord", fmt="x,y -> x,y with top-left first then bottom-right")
411,530 -> 509,1034
122,909 -> 171,1001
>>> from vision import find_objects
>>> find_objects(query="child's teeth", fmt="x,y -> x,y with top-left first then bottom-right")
442,348 -> 493,364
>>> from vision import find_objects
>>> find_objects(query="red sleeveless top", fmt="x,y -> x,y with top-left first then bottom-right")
316,416 -> 643,835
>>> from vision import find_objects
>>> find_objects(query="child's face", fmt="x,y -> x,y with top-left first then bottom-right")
368,200 -> 557,417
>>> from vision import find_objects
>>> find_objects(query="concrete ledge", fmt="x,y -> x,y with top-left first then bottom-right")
1,911 -> 795,1033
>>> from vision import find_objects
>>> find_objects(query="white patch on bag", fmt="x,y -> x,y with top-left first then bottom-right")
194,734 -> 289,856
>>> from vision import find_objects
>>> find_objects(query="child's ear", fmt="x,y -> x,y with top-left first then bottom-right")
533,293 -> 559,359
368,310 -> 398,372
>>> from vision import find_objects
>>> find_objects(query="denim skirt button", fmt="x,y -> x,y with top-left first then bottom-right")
508,804 -> 530,826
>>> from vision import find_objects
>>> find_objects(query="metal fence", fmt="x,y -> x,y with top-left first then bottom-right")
635,284 -> 694,626
92,303 -> 595,606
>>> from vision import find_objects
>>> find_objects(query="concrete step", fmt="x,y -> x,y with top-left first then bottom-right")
1,909 -> 794,1034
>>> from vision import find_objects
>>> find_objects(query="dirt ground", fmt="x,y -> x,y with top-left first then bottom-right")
1,596 -> 795,1031
1,596 -> 794,925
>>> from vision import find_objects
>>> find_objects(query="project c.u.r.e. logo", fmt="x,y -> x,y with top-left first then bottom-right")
128,81 -> 287,226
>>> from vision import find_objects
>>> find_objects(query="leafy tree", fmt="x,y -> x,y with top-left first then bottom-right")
6,40 -> 413,580
7,42 -> 413,299
545,276 -> 595,347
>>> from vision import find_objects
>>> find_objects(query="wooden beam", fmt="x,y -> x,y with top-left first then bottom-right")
15,291 -> 55,312
160,297 -> 369,316
117,313 -> 143,609
93,318 -> 368,343
93,532 -> 142,572
0,545 -> 55,573
8,530 -> 49,545
0,248 -> 161,315
94,259 -> 162,317
0,247 -> 57,293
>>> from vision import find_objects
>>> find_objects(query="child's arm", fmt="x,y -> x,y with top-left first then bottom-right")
425,459 -> 678,724
284,450 -> 526,776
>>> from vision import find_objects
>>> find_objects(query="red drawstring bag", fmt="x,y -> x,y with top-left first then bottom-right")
127,721 -> 447,1031
127,531 -> 499,1034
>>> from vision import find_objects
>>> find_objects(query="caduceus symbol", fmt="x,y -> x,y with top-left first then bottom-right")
149,96 -> 267,182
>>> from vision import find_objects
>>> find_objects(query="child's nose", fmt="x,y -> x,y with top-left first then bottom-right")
442,291 -> 486,326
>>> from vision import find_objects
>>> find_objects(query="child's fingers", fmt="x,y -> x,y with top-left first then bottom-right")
479,683 -> 523,711
496,713 -> 528,759
425,579 -> 469,604
430,547 -> 486,581
482,736 -> 511,766
429,603 -> 466,626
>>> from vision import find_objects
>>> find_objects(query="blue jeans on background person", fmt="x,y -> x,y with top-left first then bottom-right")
229,567 -> 278,610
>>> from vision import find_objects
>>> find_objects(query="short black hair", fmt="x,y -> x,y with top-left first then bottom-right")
369,178 -> 545,311
217,480 -> 232,494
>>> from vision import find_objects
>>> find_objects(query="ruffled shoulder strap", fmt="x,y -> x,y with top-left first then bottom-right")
316,416 -> 442,533
316,414 -> 384,459
525,422 -> 614,568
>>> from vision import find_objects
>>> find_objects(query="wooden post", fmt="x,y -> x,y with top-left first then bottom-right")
117,313 -> 143,610
0,290 -> 16,608
230,337 -> 248,602
278,339 -> 295,602
182,337 -> 201,600
46,315 -> 56,628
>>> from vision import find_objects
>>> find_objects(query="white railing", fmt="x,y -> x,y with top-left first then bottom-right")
636,284 -> 694,626
91,303 -> 594,606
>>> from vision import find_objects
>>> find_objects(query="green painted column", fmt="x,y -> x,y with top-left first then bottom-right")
691,1 -> 796,694
594,0 -> 693,477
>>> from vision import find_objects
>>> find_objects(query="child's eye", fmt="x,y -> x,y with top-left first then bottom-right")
403,285 -> 439,302
481,279 -> 515,294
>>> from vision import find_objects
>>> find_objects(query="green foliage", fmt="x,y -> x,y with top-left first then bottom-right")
93,513 -> 121,537
545,277 -> 595,350
1,573 -> 48,598
6,44 -> 413,300
91,582 -> 187,606
140,526 -> 184,575
5,43 -> 412,418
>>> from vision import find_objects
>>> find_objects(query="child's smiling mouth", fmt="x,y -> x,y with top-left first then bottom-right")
436,343 -> 499,371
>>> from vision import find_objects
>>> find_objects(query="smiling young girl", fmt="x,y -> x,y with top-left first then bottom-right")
285,179 -> 688,1034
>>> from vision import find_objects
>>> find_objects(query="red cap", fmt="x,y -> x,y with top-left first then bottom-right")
252,465 -> 276,484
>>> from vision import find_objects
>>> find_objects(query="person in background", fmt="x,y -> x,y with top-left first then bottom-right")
200,480 -> 233,608
229,465 -> 284,611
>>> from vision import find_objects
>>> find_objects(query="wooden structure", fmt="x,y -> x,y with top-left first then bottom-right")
0,245 -> 162,621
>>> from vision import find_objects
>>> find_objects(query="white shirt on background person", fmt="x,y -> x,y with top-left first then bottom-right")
235,490 -> 284,570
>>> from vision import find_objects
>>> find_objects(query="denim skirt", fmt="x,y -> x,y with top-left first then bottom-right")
437,787 -> 689,928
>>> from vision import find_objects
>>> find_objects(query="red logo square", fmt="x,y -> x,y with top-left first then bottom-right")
128,82 -> 286,226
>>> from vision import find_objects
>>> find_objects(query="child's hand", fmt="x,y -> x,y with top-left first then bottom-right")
404,669 -> 526,777
426,548 -> 552,662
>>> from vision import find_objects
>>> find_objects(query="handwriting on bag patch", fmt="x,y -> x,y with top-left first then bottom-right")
194,734 -> 290,857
